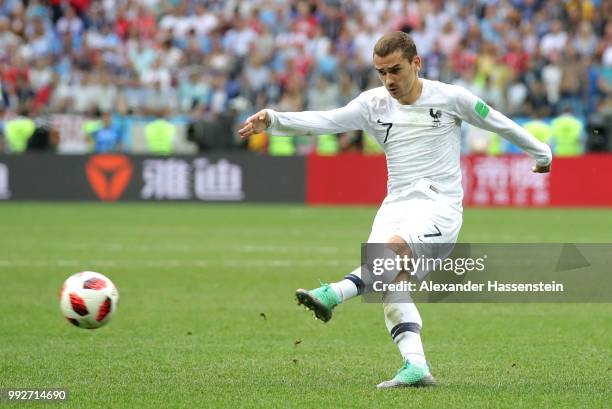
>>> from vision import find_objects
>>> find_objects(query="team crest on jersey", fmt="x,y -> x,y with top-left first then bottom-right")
429,109 -> 442,127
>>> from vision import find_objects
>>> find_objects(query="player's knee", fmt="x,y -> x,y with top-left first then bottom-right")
386,235 -> 412,258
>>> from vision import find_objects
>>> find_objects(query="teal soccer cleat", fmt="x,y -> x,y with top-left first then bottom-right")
376,361 -> 437,388
295,284 -> 340,323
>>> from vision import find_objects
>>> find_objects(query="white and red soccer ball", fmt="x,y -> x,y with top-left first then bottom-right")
59,271 -> 119,329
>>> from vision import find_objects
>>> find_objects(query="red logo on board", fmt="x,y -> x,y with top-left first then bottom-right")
86,155 -> 133,201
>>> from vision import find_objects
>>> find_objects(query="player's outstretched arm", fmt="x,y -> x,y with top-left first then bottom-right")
453,86 -> 552,173
238,97 -> 367,139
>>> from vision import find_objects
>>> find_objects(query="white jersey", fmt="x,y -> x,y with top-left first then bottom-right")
265,79 -> 552,211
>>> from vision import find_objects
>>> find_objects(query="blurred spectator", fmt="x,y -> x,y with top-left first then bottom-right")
542,52 -> 563,113
540,19 -> 567,58
0,17 -> 20,58
410,17 -> 435,58
95,73 -> 119,114
559,45 -> 584,116
525,79 -> 552,118
56,7 -> 83,40
307,76 -> 339,110
337,72 -> 359,106
71,72 -> 97,114
521,22 -> 539,55
574,21 -> 599,58
481,76 -> 505,112
129,39 -> 156,77
7,76 -> 35,112
158,38 -> 184,70
186,103 -> 237,152
243,54 -> 271,99
209,73 -> 229,114
436,21 -> 462,57
254,23 -> 275,61
223,16 -> 257,58
86,111 -> 124,153
502,39 -> 528,76
523,117 -> 553,146
29,57 -> 53,92
159,4 -> 191,39
354,23 -> 382,66
31,70 -> 57,113
22,17 -> 53,60
192,3 -> 218,37
132,5 -> 157,40
4,106 -> 35,153
208,35 -> 235,73
453,66 -> 483,98
117,75 -> 147,115
179,72 -> 210,113
145,80 -> 179,115
551,109 -> 584,156
85,22 -> 120,52
140,57 -> 171,92
27,109 -> 59,152
144,109 -> 176,156
275,75 -> 305,112
506,72 -> 529,116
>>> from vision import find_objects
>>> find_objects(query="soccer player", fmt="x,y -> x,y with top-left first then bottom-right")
238,31 -> 551,388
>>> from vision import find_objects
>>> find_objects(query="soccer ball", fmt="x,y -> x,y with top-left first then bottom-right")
59,271 -> 119,329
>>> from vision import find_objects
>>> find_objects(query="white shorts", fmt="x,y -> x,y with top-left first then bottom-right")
367,197 -> 463,279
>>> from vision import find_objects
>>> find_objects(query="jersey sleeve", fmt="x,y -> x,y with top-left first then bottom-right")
452,86 -> 552,166
265,96 -> 367,136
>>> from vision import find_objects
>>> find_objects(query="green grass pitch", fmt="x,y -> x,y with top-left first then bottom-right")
0,204 -> 610,408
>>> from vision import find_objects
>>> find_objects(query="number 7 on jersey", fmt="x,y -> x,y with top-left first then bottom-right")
376,119 -> 393,143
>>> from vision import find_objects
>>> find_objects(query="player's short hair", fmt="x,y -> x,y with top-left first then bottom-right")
373,32 -> 418,62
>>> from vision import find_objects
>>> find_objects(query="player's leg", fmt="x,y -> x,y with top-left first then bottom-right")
377,199 -> 462,388
376,235 -> 436,388
295,202 -> 394,322
295,247 -> 402,321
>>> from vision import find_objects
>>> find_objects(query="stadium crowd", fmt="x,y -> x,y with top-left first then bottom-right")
0,0 -> 611,154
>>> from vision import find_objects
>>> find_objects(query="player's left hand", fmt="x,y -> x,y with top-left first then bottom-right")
532,163 -> 551,173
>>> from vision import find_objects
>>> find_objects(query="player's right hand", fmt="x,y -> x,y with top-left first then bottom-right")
238,110 -> 270,139
532,162 -> 551,173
